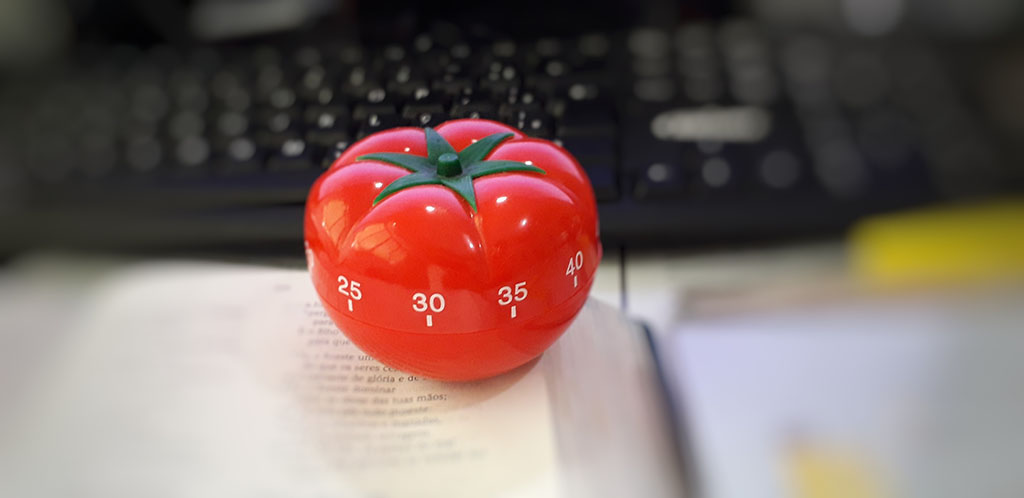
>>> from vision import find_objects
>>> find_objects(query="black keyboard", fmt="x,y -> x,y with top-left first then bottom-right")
0,20 -> 1016,253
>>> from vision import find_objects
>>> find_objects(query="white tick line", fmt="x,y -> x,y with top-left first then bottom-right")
573,275 -> 578,288
347,299 -> 353,312
511,305 -> 517,318
426,315 -> 433,327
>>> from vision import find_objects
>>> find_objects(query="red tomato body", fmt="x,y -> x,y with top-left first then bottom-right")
304,119 -> 601,381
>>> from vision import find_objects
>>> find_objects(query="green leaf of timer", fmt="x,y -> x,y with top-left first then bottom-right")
358,128 -> 546,211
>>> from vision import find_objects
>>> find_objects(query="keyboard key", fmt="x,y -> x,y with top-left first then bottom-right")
535,37 -> 563,58
633,162 -> 687,200
255,130 -> 300,149
341,67 -> 380,99
355,112 -> 402,138
432,75 -> 473,97
304,105 -> 350,131
402,104 -> 446,127
125,135 -> 163,173
566,82 -> 601,101
450,43 -> 471,60
299,77 -> 342,106
267,87 -> 297,109
382,44 -> 407,63
306,130 -> 350,149
26,136 -> 74,182
173,82 -> 209,111
175,136 -> 211,170
217,85 -> 251,111
352,103 -> 397,121
255,108 -> 301,134
544,59 -> 568,78
267,138 -> 313,171
413,34 -> 433,53
215,111 -> 249,137
293,46 -> 321,68
500,103 -> 540,121
130,84 -> 170,123
492,40 -> 517,59
168,111 -> 205,139
629,28 -> 671,59
511,114 -> 553,138
729,65 -> 778,105
478,68 -> 520,97
578,33 -> 611,60
334,44 -> 364,65
217,136 -> 263,175
633,77 -> 676,102
451,102 -> 498,120
362,87 -> 393,105
254,65 -> 285,98
389,80 -> 432,101
682,72 -> 724,104
78,133 -> 118,178
697,156 -> 734,190
297,66 -> 331,100
505,89 -> 542,107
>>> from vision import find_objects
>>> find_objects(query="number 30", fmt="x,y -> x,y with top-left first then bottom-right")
412,292 -> 445,312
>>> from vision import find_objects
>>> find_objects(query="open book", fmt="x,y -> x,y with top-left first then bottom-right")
0,262 -> 684,498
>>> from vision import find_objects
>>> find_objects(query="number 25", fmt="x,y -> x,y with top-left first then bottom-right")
337,275 -> 363,300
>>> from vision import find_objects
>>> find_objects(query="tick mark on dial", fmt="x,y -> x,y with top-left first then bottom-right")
426,315 -> 433,327
347,299 -> 353,312
511,305 -> 517,318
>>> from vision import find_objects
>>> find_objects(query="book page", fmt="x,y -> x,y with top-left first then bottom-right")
0,263 -> 560,498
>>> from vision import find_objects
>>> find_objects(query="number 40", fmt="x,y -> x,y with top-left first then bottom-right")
565,251 -> 584,276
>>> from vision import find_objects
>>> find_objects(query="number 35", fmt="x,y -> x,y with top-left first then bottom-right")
497,281 -> 527,306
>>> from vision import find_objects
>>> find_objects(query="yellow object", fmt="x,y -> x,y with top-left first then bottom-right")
787,443 -> 888,498
850,199 -> 1024,287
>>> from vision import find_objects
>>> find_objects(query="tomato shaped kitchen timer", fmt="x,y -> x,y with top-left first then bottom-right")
304,119 -> 601,381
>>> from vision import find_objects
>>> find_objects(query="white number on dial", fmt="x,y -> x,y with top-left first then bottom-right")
498,282 -> 528,306
412,292 -> 445,313
337,275 -> 363,300
565,251 -> 584,288
565,251 -> 584,276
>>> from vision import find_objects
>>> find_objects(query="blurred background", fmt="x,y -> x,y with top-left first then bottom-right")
2,1 -> 1024,498
0,0 -> 1021,255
